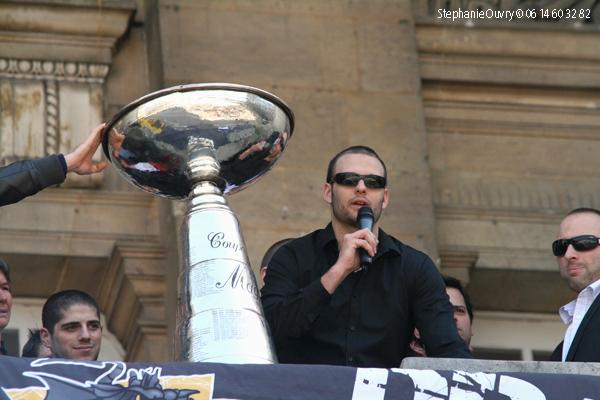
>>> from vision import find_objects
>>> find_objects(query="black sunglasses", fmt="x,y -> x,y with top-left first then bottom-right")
552,235 -> 600,257
330,172 -> 386,189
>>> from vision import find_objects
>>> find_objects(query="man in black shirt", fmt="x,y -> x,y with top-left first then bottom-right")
261,145 -> 471,368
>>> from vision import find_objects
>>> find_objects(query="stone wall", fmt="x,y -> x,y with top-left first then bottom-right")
414,5 -> 600,313
3,0 -> 600,361
155,0 -> 438,269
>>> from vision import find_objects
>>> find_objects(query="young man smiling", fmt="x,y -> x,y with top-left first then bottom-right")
40,290 -> 102,361
261,146 -> 470,367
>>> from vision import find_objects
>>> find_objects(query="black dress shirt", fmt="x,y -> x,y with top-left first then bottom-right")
261,223 -> 471,368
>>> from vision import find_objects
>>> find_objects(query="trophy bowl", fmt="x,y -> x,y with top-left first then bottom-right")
102,83 -> 294,199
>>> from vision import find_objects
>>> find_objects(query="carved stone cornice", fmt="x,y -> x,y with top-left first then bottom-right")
435,206 -> 563,224
0,58 -> 109,83
97,241 -> 168,362
422,83 -> 600,119
19,187 -> 156,206
426,118 -> 600,142
0,2 -> 134,182
433,174 -> 600,218
439,249 -> 478,285
0,1 -> 136,36
416,23 -> 600,88
0,1 -> 135,63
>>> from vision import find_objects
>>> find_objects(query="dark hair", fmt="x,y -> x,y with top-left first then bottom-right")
42,290 -> 100,334
0,258 -> 10,283
567,207 -> 600,217
261,238 -> 294,269
443,275 -> 474,322
21,329 -> 43,358
326,146 -> 387,183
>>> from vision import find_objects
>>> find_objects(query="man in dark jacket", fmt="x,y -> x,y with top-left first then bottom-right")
551,208 -> 600,362
0,123 -> 107,206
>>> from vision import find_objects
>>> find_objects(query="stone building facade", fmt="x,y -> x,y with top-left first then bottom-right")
0,0 -> 599,361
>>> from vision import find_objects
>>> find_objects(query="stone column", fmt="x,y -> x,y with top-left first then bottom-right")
97,241 -> 168,362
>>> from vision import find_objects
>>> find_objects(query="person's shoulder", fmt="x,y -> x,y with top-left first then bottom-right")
382,231 -> 430,259
267,228 -> 326,274
384,233 -> 437,280
284,227 -> 327,249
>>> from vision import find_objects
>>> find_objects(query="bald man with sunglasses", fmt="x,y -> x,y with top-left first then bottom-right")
551,208 -> 600,362
261,145 -> 470,368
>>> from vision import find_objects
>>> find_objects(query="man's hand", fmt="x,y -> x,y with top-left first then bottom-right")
64,123 -> 108,175
321,228 -> 378,294
409,328 -> 427,357
337,229 -> 378,273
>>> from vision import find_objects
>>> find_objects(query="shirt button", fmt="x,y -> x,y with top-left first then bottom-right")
349,325 -> 356,331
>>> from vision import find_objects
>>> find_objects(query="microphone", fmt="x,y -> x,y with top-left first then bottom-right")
357,206 -> 374,270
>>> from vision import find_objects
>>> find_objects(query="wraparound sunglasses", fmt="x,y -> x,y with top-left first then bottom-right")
330,172 -> 387,189
552,235 -> 600,257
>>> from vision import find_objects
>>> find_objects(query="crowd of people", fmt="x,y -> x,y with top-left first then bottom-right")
1,126 -> 599,366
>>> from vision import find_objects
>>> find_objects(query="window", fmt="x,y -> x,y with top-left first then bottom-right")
471,311 -> 563,361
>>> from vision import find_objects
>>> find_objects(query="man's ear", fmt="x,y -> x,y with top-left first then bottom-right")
382,188 -> 389,210
322,183 -> 333,205
40,328 -> 51,348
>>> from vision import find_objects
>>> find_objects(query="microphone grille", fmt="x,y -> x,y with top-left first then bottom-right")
357,206 -> 373,218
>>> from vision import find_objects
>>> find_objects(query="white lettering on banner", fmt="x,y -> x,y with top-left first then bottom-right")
389,369 -> 546,400
351,368 -> 389,400
392,369 -> 449,399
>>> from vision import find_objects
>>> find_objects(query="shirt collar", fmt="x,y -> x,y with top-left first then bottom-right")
559,299 -> 576,325
316,223 -> 337,250
590,278 -> 600,297
559,279 -> 600,325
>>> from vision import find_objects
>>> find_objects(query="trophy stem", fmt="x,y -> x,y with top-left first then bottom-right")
177,181 -> 277,363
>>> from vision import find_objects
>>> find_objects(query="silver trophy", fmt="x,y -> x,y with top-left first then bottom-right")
102,83 -> 294,363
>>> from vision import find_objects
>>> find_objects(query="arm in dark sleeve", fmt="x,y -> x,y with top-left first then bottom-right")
260,245 -> 331,339
0,155 -> 67,206
410,256 -> 472,358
